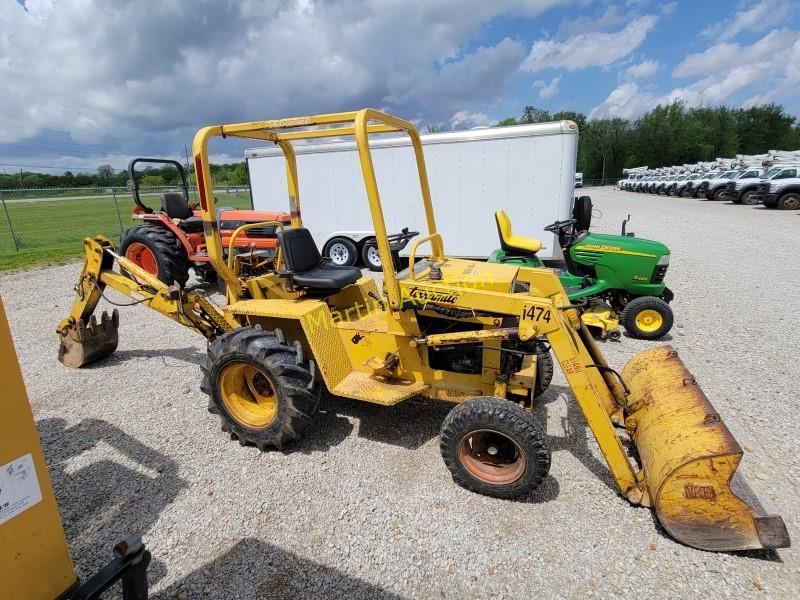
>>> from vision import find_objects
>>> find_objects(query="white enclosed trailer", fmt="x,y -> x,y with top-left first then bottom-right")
246,121 -> 578,266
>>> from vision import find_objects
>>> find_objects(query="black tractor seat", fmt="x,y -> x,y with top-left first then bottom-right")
277,228 -> 361,293
161,192 -> 203,232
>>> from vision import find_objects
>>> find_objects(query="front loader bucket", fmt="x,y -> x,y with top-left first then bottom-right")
622,346 -> 789,552
58,310 -> 119,368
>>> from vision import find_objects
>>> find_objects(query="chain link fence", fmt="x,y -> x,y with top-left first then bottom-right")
0,186 -> 253,259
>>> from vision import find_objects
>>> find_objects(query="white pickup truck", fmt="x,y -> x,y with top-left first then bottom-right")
755,166 -> 800,209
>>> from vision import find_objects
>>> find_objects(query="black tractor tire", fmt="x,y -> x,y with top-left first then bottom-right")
532,342 -> 554,397
621,296 -> 674,340
323,237 -> 358,266
440,397 -> 550,499
572,196 -> 593,232
740,190 -> 759,206
778,192 -> 800,210
361,241 -> 383,271
713,187 -> 727,201
201,327 -> 320,450
118,224 -> 190,287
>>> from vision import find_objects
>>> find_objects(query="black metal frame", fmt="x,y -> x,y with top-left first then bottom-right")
127,157 -> 189,214
71,534 -> 151,600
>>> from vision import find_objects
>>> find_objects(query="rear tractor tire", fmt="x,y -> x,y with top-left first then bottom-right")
201,327 -> 320,450
439,397 -> 550,499
118,224 -> 190,287
620,296 -> 673,340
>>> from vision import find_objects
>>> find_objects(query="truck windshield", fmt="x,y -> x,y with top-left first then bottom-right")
762,167 -> 781,178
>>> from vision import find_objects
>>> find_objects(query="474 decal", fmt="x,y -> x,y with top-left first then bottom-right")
521,305 -> 551,323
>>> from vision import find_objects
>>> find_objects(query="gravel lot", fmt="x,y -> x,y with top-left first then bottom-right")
2,187 -> 798,598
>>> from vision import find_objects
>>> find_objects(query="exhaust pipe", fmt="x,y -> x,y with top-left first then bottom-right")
622,346 -> 789,551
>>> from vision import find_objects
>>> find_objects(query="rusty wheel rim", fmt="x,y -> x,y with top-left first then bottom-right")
458,429 -> 526,485
125,242 -> 158,277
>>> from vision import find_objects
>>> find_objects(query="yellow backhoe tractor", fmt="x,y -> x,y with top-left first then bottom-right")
57,109 -> 789,553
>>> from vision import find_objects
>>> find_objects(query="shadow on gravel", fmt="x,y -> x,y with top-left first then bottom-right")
153,537 -> 403,600
36,417 -> 186,585
299,393 -> 453,451
535,385 -> 618,494
83,346 -> 207,368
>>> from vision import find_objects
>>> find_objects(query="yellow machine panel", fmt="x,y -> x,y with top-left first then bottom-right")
0,295 -> 78,599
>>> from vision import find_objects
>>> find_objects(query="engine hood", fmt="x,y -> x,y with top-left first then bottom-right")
575,232 -> 669,258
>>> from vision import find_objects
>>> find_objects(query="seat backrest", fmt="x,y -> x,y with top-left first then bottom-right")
161,192 -> 193,220
277,228 -> 322,272
495,210 -> 514,252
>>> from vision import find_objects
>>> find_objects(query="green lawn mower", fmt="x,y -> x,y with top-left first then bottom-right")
488,197 -> 674,340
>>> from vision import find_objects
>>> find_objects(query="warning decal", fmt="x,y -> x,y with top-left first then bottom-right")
0,453 -> 42,526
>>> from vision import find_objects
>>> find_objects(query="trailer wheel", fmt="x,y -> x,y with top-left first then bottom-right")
361,242 -> 382,271
778,193 -> 800,210
621,296 -> 673,340
202,327 -> 320,451
440,397 -> 550,499
119,224 -> 189,287
323,237 -> 358,266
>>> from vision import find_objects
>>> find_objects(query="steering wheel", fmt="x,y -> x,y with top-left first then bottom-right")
543,218 -> 577,233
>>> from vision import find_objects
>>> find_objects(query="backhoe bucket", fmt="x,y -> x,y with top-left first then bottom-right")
58,310 -> 119,368
622,346 -> 789,551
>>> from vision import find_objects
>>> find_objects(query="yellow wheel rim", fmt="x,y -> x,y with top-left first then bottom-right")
635,309 -> 663,333
219,362 -> 278,428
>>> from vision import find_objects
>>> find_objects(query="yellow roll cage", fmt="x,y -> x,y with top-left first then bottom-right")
192,109 -> 443,311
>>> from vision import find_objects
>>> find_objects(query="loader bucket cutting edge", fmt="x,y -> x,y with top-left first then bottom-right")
622,345 -> 789,552
58,309 -> 119,368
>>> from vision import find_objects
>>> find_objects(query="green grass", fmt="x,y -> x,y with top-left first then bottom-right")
0,191 -> 253,272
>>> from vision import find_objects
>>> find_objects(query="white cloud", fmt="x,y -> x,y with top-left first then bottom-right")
589,82 -> 658,119
592,28 -> 800,119
533,74 -> 562,99
702,0 -> 793,42
449,110 -> 495,129
0,0 -> 579,161
521,14 -> 658,73
625,59 -> 660,79
673,29 -> 797,78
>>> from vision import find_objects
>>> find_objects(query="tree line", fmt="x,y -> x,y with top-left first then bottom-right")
496,102 -> 800,181
0,160 -> 249,189
3,101 -> 798,189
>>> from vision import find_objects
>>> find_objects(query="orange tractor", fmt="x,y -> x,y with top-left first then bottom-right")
119,158 -> 290,286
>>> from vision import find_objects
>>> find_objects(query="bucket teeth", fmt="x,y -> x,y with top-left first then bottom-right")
58,309 -> 120,368
622,345 -> 790,551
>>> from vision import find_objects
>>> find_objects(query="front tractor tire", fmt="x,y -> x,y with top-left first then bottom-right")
201,327 -> 320,450
620,296 -> 673,340
440,397 -> 550,499
118,224 -> 190,287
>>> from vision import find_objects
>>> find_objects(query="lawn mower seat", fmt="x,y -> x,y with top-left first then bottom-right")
162,192 -> 203,232
277,228 -> 361,293
495,210 -> 543,256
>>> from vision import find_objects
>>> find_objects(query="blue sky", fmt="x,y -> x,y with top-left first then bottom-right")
1,0 -> 799,174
